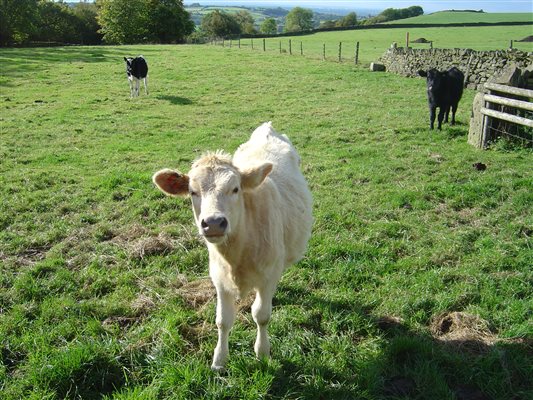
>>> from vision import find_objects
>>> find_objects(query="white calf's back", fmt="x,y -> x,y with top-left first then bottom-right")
233,122 -> 313,268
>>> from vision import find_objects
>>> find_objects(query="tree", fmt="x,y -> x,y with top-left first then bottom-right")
363,6 -> 424,25
0,0 -> 39,45
234,10 -> 255,35
35,1 -> 77,43
71,2 -> 102,45
201,10 -> 240,38
336,12 -> 357,27
406,6 -> 424,17
96,0 -> 149,44
284,7 -> 313,33
260,18 -> 277,35
146,0 -> 194,43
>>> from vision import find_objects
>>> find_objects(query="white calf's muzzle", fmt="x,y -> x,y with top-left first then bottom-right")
200,214 -> 228,242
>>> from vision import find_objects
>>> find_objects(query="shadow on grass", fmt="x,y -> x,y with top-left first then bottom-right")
445,125 -> 467,139
156,95 -> 194,105
269,284 -> 532,400
0,46 -> 160,80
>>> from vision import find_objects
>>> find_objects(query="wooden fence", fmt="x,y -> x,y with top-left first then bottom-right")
479,83 -> 533,148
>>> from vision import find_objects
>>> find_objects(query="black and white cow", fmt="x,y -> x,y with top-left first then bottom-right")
418,67 -> 464,130
124,56 -> 148,98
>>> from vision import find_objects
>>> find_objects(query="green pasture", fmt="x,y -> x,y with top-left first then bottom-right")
386,11 -> 533,24
0,41 -> 532,399
246,25 -> 533,65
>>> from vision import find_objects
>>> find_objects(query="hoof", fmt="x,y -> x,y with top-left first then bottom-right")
211,364 -> 226,373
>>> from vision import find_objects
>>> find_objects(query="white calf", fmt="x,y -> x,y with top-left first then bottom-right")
153,122 -> 313,370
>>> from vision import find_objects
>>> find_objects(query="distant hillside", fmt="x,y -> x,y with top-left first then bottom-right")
185,4 -> 344,29
385,11 -> 533,24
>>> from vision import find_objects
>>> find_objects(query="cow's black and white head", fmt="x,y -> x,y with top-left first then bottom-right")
124,57 -> 134,77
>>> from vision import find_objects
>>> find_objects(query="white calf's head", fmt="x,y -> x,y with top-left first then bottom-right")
153,151 -> 272,244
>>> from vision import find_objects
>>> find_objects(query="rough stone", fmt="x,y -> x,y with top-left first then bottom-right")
370,62 -> 386,72
379,47 -> 533,90
468,92 -> 486,149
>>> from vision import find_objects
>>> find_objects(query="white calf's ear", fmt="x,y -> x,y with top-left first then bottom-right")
240,163 -> 273,191
153,169 -> 189,196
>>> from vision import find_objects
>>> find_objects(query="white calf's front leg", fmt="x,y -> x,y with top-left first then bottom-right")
252,285 -> 275,359
135,78 -> 140,97
212,285 -> 236,371
143,76 -> 149,95
128,77 -> 134,98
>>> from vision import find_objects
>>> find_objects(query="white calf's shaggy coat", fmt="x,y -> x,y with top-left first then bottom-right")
153,122 -> 313,370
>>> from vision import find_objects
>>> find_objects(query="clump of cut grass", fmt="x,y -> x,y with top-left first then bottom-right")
431,311 -> 496,353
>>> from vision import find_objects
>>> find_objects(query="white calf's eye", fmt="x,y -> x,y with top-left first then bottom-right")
233,187 -> 239,194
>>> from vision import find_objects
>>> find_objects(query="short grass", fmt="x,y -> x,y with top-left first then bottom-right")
1,43 -> 532,400
386,11 -> 533,24
241,25 -> 533,65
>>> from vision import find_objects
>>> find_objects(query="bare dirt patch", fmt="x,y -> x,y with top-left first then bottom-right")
177,277 -> 255,315
131,293 -> 158,315
1,245 -> 51,268
177,278 -> 216,309
111,224 -> 201,259
517,35 -> 533,42
412,37 -> 431,43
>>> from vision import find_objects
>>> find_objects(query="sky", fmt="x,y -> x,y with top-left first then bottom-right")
183,1 -> 533,13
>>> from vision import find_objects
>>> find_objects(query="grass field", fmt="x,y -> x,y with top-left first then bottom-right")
1,41 -> 532,399
242,25 -> 533,65
386,11 -> 533,24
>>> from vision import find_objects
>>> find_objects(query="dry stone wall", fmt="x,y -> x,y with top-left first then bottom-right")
379,47 -> 532,89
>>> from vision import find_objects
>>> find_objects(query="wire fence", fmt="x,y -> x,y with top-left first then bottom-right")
210,37 -> 363,65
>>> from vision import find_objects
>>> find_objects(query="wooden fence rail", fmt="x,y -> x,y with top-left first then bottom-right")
478,82 -> 533,147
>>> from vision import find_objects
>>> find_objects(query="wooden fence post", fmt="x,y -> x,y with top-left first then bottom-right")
238,38 -> 241,48
289,39 -> 292,55
323,43 -> 326,61
229,39 -> 232,48
251,38 -> 254,49
354,41 -> 359,64
279,40 -> 282,53
263,38 -> 266,51
300,41 -> 303,56
338,42 -> 342,62
406,32 -> 410,48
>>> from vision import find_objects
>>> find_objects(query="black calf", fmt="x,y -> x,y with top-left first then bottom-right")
418,67 -> 464,130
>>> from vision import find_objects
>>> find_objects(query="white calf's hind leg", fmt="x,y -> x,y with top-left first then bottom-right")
212,286 -> 236,371
252,284 -> 276,359
143,76 -> 148,95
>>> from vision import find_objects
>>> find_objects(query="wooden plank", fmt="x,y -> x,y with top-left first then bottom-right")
484,82 -> 533,98
484,94 -> 533,112
481,107 -> 533,128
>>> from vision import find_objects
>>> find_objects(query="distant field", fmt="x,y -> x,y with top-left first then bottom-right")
386,11 -> 533,24
240,25 -> 533,65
